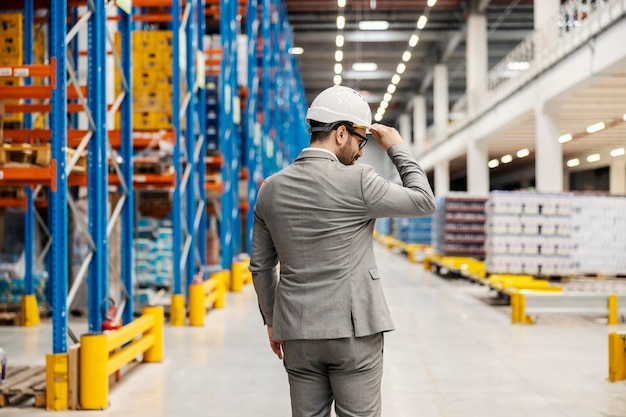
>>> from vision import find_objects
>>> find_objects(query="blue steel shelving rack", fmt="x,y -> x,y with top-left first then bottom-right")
219,0 -> 241,270
42,0 -> 134,354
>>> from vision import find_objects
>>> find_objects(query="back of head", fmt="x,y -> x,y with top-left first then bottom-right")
306,85 -> 372,129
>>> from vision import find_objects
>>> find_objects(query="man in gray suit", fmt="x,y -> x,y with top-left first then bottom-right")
250,85 -> 436,417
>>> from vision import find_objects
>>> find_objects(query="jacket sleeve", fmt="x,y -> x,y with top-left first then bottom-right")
362,143 -> 436,218
249,202 -> 279,327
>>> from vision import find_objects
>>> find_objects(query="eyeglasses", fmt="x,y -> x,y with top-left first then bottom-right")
346,125 -> 368,150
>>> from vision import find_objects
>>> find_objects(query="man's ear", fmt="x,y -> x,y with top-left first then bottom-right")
335,125 -> 346,146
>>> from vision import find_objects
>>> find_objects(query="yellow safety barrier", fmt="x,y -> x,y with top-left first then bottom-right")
80,306 -> 164,410
231,258 -> 252,292
188,270 -> 228,326
170,293 -> 185,326
46,352 -> 69,410
510,291 -> 534,324
21,294 -> 40,327
608,332 -> 626,382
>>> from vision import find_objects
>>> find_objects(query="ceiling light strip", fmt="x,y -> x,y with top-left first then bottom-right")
374,2 -> 438,121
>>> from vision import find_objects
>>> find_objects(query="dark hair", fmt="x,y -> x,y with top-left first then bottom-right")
309,120 -> 332,144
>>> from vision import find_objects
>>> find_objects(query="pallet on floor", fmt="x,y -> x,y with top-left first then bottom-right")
0,365 -> 46,408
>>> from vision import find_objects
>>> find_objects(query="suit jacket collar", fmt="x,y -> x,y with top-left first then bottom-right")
296,147 -> 339,163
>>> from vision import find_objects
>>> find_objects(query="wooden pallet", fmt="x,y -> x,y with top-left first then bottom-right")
0,311 -> 20,326
0,143 -> 51,167
0,365 -> 46,408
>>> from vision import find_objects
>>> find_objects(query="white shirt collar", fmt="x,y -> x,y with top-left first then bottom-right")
301,147 -> 339,162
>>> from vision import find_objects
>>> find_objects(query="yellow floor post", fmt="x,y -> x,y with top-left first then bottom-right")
608,294 -> 618,325
21,294 -> 40,327
608,332 -> 626,382
423,256 -> 431,272
170,294 -> 185,326
46,353 -> 69,411
79,334 -> 108,410
231,261 -> 244,292
511,292 -> 519,324
143,306 -> 164,362
188,284 -> 205,326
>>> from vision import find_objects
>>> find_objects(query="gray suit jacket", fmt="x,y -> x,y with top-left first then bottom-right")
250,143 -> 435,341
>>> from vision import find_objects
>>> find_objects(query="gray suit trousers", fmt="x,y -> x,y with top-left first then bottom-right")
283,333 -> 384,417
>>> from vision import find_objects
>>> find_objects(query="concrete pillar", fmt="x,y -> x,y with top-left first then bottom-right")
412,95 -> 427,154
535,101 -> 563,192
534,0 -> 561,29
467,140 -> 489,196
433,64 -> 448,143
398,113 -> 411,149
466,13 -> 487,118
610,155 -> 626,195
434,160 -> 450,197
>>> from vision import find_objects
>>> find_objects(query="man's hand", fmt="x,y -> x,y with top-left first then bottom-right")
267,326 -> 284,360
369,123 -> 403,151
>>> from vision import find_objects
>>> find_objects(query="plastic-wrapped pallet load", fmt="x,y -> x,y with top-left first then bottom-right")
396,216 -> 432,245
485,191 -> 575,276
571,194 -> 626,276
432,193 -> 486,258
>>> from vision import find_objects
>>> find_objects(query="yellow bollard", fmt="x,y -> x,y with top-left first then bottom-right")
423,256 -> 431,272
143,306 -> 164,362
46,353 -> 69,411
213,271 -> 229,308
79,334 -> 108,410
21,294 -> 40,327
242,258 -> 252,284
608,332 -> 626,382
188,284 -> 205,326
231,261 -> 245,292
608,294 -> 618,325
511,292 -> 519,324
169,294 -> 185,326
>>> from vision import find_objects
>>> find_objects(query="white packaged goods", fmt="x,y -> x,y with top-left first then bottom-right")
485,191 -> 575,276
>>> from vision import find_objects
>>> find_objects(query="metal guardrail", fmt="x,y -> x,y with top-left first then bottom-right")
79,306 -> 164,410
449,0 -> 626,134
188,269 -> 229,326
511,291 -> 626,324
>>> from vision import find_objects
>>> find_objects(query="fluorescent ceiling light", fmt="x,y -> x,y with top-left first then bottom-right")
417,16 -> 428,29
358,20 -> 389,31
402,51 -> 411,62
391,74 -> 401,85
374,113 -> 383,122
586,153 -> 601,162
409,34 -> 419,47
567,158 -> 580,167
488,159 -> 499,168
337,16 -> 345,30
333,75 -> 342,85
610,147 -> 625,157
352,62 -> 378,71
288,47 -> 303,55
338,0 -> 346,7
334,63 -> 342,74
335,35 -> 344,47
427,0 -> 437,6
383,93 -> 392,102
516,148 -> 530,158
380,101 -> 389,109
396,63 -> 406,74
507,61 -> 530,70
335,50 -> 343,62
586,121 -> 605,134
501,154 -> 513,164
387,84 -> 396,94
558,133 -> 572,143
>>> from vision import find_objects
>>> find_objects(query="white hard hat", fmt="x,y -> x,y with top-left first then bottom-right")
306,85 -> 372,129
